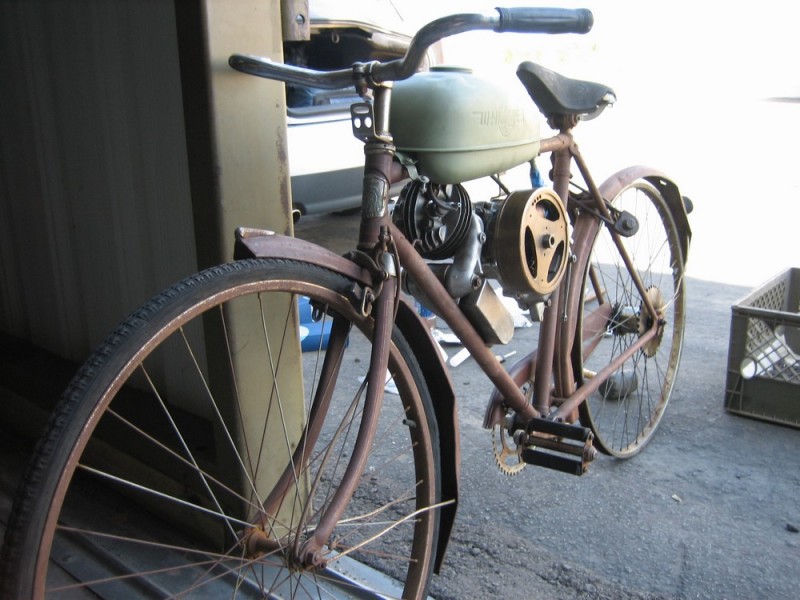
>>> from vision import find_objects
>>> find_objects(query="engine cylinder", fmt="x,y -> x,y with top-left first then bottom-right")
393,181 -> 472,260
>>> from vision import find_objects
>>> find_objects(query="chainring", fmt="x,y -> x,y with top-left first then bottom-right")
492,422 -> 526,476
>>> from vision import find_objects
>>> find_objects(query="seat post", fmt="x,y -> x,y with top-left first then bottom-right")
547,115 -> 576,204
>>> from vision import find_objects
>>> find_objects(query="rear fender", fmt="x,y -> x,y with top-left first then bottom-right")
233,227 -> 460,572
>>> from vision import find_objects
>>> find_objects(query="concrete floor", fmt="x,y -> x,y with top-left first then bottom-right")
1,211 -> 797,599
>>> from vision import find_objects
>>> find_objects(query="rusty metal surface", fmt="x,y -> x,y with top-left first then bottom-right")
598,165 -> 692,262
303,277 -> 399,568
393,225 -> 536,422
234,227 -> 371,284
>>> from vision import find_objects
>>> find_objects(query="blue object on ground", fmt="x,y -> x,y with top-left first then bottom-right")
298,296 -> 333,352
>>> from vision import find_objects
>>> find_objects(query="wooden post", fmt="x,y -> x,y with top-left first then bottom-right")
281,0 -> 310,42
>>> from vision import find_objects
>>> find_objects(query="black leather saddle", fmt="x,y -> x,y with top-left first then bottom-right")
516,61 -> 616,118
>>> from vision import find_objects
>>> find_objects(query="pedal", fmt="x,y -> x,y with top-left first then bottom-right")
524,416 -> 592,441
520,417 -> 596,476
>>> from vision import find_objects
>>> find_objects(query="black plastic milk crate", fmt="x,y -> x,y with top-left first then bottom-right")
724,268 -> 800,427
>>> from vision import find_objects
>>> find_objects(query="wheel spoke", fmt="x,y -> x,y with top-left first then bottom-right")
104,407 -> 263,515
216,302 -> 267,510
579,181 -> 686,456
76,463 -> 254,530
137,361 -> 245,541
6,260 -> 439,598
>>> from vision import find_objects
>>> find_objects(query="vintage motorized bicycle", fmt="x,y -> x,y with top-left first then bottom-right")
1,6 -> 691,599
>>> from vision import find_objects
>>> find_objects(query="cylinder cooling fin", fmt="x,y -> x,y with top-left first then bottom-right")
393,180 -> 472,259
488,188 -> 569,301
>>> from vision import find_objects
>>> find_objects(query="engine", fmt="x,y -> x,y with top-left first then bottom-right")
393,180 -> 473,260
482,187 -> 570,303
393,180 -> 570,343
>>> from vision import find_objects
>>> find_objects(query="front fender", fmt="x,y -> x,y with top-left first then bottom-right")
234,227 -> 371,281
394,300 -> 460,573
598,166 -> 692,264
233,226 -> 460,573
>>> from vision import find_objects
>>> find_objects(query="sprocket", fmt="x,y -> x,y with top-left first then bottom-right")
639,286 -> 666,358
492,421 -> 525,476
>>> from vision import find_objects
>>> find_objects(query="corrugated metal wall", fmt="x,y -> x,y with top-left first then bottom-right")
1,0 -> 305,514
0,0 -> 291,363
0,0 -> 196,360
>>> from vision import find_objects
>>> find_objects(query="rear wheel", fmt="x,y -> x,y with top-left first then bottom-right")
1,258 -> 440,599
577,180 -> 686,457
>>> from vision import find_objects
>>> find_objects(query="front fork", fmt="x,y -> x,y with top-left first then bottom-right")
300,275 -> 397,567
301,87 -> 401,566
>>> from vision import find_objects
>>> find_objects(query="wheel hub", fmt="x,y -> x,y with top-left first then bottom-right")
639,286 -> 666,357
241,525 -> 324,571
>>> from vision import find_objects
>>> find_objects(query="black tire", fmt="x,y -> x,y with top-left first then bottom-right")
1,258 -> 440,599
577,180 -> 686,457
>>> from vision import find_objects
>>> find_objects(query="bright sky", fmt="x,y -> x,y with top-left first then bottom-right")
392,0 -> 800,286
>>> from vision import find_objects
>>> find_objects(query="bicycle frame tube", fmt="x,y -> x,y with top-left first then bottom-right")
392,226 -> 537,421
483,134 -> 669,426
545,142 -> 667,422
532,140 -> 573,414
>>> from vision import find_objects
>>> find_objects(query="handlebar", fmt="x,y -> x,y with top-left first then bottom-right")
229,7 -> 593,89
494,7 -> 593,34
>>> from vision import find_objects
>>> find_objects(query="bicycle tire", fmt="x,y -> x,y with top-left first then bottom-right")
1,258 -> 440,599
577,180 -> 686,457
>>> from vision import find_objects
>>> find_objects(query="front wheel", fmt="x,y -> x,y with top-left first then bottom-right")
1,258 -> 440,599
577,180 -> 686,457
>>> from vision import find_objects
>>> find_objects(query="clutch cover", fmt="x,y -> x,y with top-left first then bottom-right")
489,188 -> 569,300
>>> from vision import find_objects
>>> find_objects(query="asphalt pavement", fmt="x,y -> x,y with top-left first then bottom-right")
0,214 -> 796,600
296,212 -> 800,600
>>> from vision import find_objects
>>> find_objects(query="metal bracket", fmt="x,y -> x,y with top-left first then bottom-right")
350,102 -> 376,142
611,209 -> 639,237
395,151 -> 422,181
570,191 -> 639,238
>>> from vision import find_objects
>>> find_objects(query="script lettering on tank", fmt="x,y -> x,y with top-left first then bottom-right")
473,108 -> 526,137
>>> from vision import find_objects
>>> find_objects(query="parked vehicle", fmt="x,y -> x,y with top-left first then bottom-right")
285,0 -> 439,216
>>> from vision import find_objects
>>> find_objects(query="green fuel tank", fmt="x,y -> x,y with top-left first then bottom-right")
390,66 -> 541,184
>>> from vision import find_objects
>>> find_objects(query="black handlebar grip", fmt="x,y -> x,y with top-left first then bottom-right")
494,7 -> 593,34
